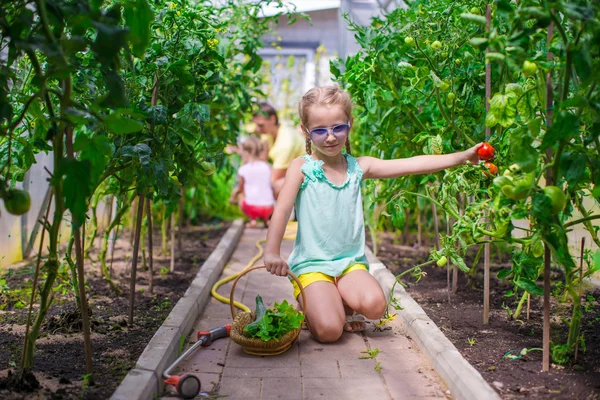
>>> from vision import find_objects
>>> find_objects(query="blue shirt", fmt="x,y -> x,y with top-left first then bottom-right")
287,154 -> 369,277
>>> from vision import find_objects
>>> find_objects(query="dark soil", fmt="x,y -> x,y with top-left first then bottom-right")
0,221 -> 229,399
371,231 -> 600,400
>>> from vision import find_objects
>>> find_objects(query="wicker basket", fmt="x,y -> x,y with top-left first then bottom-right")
229,265 -> 306,356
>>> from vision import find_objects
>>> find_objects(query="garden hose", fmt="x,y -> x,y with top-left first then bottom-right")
210,221 -> 298,313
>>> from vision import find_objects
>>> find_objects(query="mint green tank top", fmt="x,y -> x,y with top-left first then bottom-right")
287,154 -> 369,277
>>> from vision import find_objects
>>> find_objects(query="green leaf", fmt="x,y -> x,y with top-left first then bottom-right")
460,13 -> 486,26
574,47 -> 592,86
76,135 -> 113,187
559,152 -> 587,188
365,85 -> 377,114
104,111 -> 144,134
144,105 -> 167,125
123,0 -> 154,57
119,143 -> 151,165
487,92 -> 517,128
497,269 -> 512,280
514,278 -> 544,296
592,252 -> 600,274
506,83 -> 533,121
541,111 -> 579,150
511,131 -> 537,172
92,21 -> 128,64
470,37 -> 488,48
531,192 -> 552,222
60,158 -> 92,226
449,253 -> 469,273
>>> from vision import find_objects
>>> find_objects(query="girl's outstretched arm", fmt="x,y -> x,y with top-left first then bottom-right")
264,158 -> 305,276
359,143 -> 483,180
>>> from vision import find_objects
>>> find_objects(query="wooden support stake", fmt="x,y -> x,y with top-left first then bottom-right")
574,238 -> 585,362
129,194 -> 145,326
74,221 -> 93,384
453,195 -> 464,294
417,206 -> 422,247
543,21 -> 555,373
483,3 -> 492,325
170,212 -> 176,272
446,219 -> 452,305
147,198 -> 154,294
432,201 -> 440,251
178,186 -> 184,252
130,197 -> 137,245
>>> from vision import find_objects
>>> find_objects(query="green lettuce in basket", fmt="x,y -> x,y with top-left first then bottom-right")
243,295 -> 305,341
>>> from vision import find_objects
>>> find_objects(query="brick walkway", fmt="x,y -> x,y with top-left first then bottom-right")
163,228 -> 450,399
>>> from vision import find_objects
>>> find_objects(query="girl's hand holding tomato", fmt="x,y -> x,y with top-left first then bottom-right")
462,143 -> 485,165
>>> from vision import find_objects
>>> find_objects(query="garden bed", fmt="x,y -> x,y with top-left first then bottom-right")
372,232 -> 600,400
0,222 -> 229,400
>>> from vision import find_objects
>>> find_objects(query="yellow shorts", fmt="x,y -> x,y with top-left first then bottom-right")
292,264 -> 368,299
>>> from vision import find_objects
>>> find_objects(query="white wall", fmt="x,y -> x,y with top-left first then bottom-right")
1,151 -> 112,270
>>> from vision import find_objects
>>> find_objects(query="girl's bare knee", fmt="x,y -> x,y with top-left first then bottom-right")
361,293 -> 387,320
311,320 -> 344,343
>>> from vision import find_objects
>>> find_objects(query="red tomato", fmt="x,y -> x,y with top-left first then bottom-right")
483,161 -> 498,176
477,142 -> 495,160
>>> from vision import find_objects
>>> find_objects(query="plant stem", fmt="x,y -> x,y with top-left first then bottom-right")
434,88 -> 477,145
129,193 -> 146,325
20,190 -> 53,371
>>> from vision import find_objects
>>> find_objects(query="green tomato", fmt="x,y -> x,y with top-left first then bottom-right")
493,176 -> 513,188
470,7 -> 480,14
447,92 -> 456,101
543,186 -> 567,214
522,60 -> 538,77
201,161 -> 216,176
454,58 -> 462,65
501,185 -> 528,200
436,256 -> 448,267
439,82 -> 450,91
3,189 -> 31,216
430,40 -> 442,51
405,36 -> 416,46
439,51 -> 449,60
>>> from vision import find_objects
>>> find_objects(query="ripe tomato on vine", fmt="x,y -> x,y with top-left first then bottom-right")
477,143 -> 495,160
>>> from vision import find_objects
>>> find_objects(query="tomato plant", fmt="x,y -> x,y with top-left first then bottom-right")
334,0 -> 600,364
0,0 -> 292,384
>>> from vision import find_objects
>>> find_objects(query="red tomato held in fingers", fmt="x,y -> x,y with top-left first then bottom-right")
477,142 -> 495,160
483,161 -> 498,177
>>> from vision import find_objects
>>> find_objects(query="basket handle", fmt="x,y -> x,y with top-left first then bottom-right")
229,265 -> 306,319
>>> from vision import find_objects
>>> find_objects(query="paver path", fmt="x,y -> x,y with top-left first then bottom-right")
163,228 -> 450,399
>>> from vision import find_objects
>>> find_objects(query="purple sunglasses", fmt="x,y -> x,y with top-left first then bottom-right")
306,122 -> 351,143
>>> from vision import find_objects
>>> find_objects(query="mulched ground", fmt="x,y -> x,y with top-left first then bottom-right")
371,231 -> 600,400
0,221 -> 229,399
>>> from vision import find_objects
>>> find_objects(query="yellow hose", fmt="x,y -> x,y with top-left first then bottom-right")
210,221 -> 297,313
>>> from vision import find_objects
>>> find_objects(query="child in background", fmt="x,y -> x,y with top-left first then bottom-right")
230,136 -> 275,228
263,86 -> 482,342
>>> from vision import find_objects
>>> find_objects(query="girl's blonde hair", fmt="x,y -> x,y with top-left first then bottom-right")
241,135 -> 262,159
298,86 -> 352,155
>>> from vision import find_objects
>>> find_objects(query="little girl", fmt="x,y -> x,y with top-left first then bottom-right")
230,136 -> 275,228
264,86 -> 482,343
